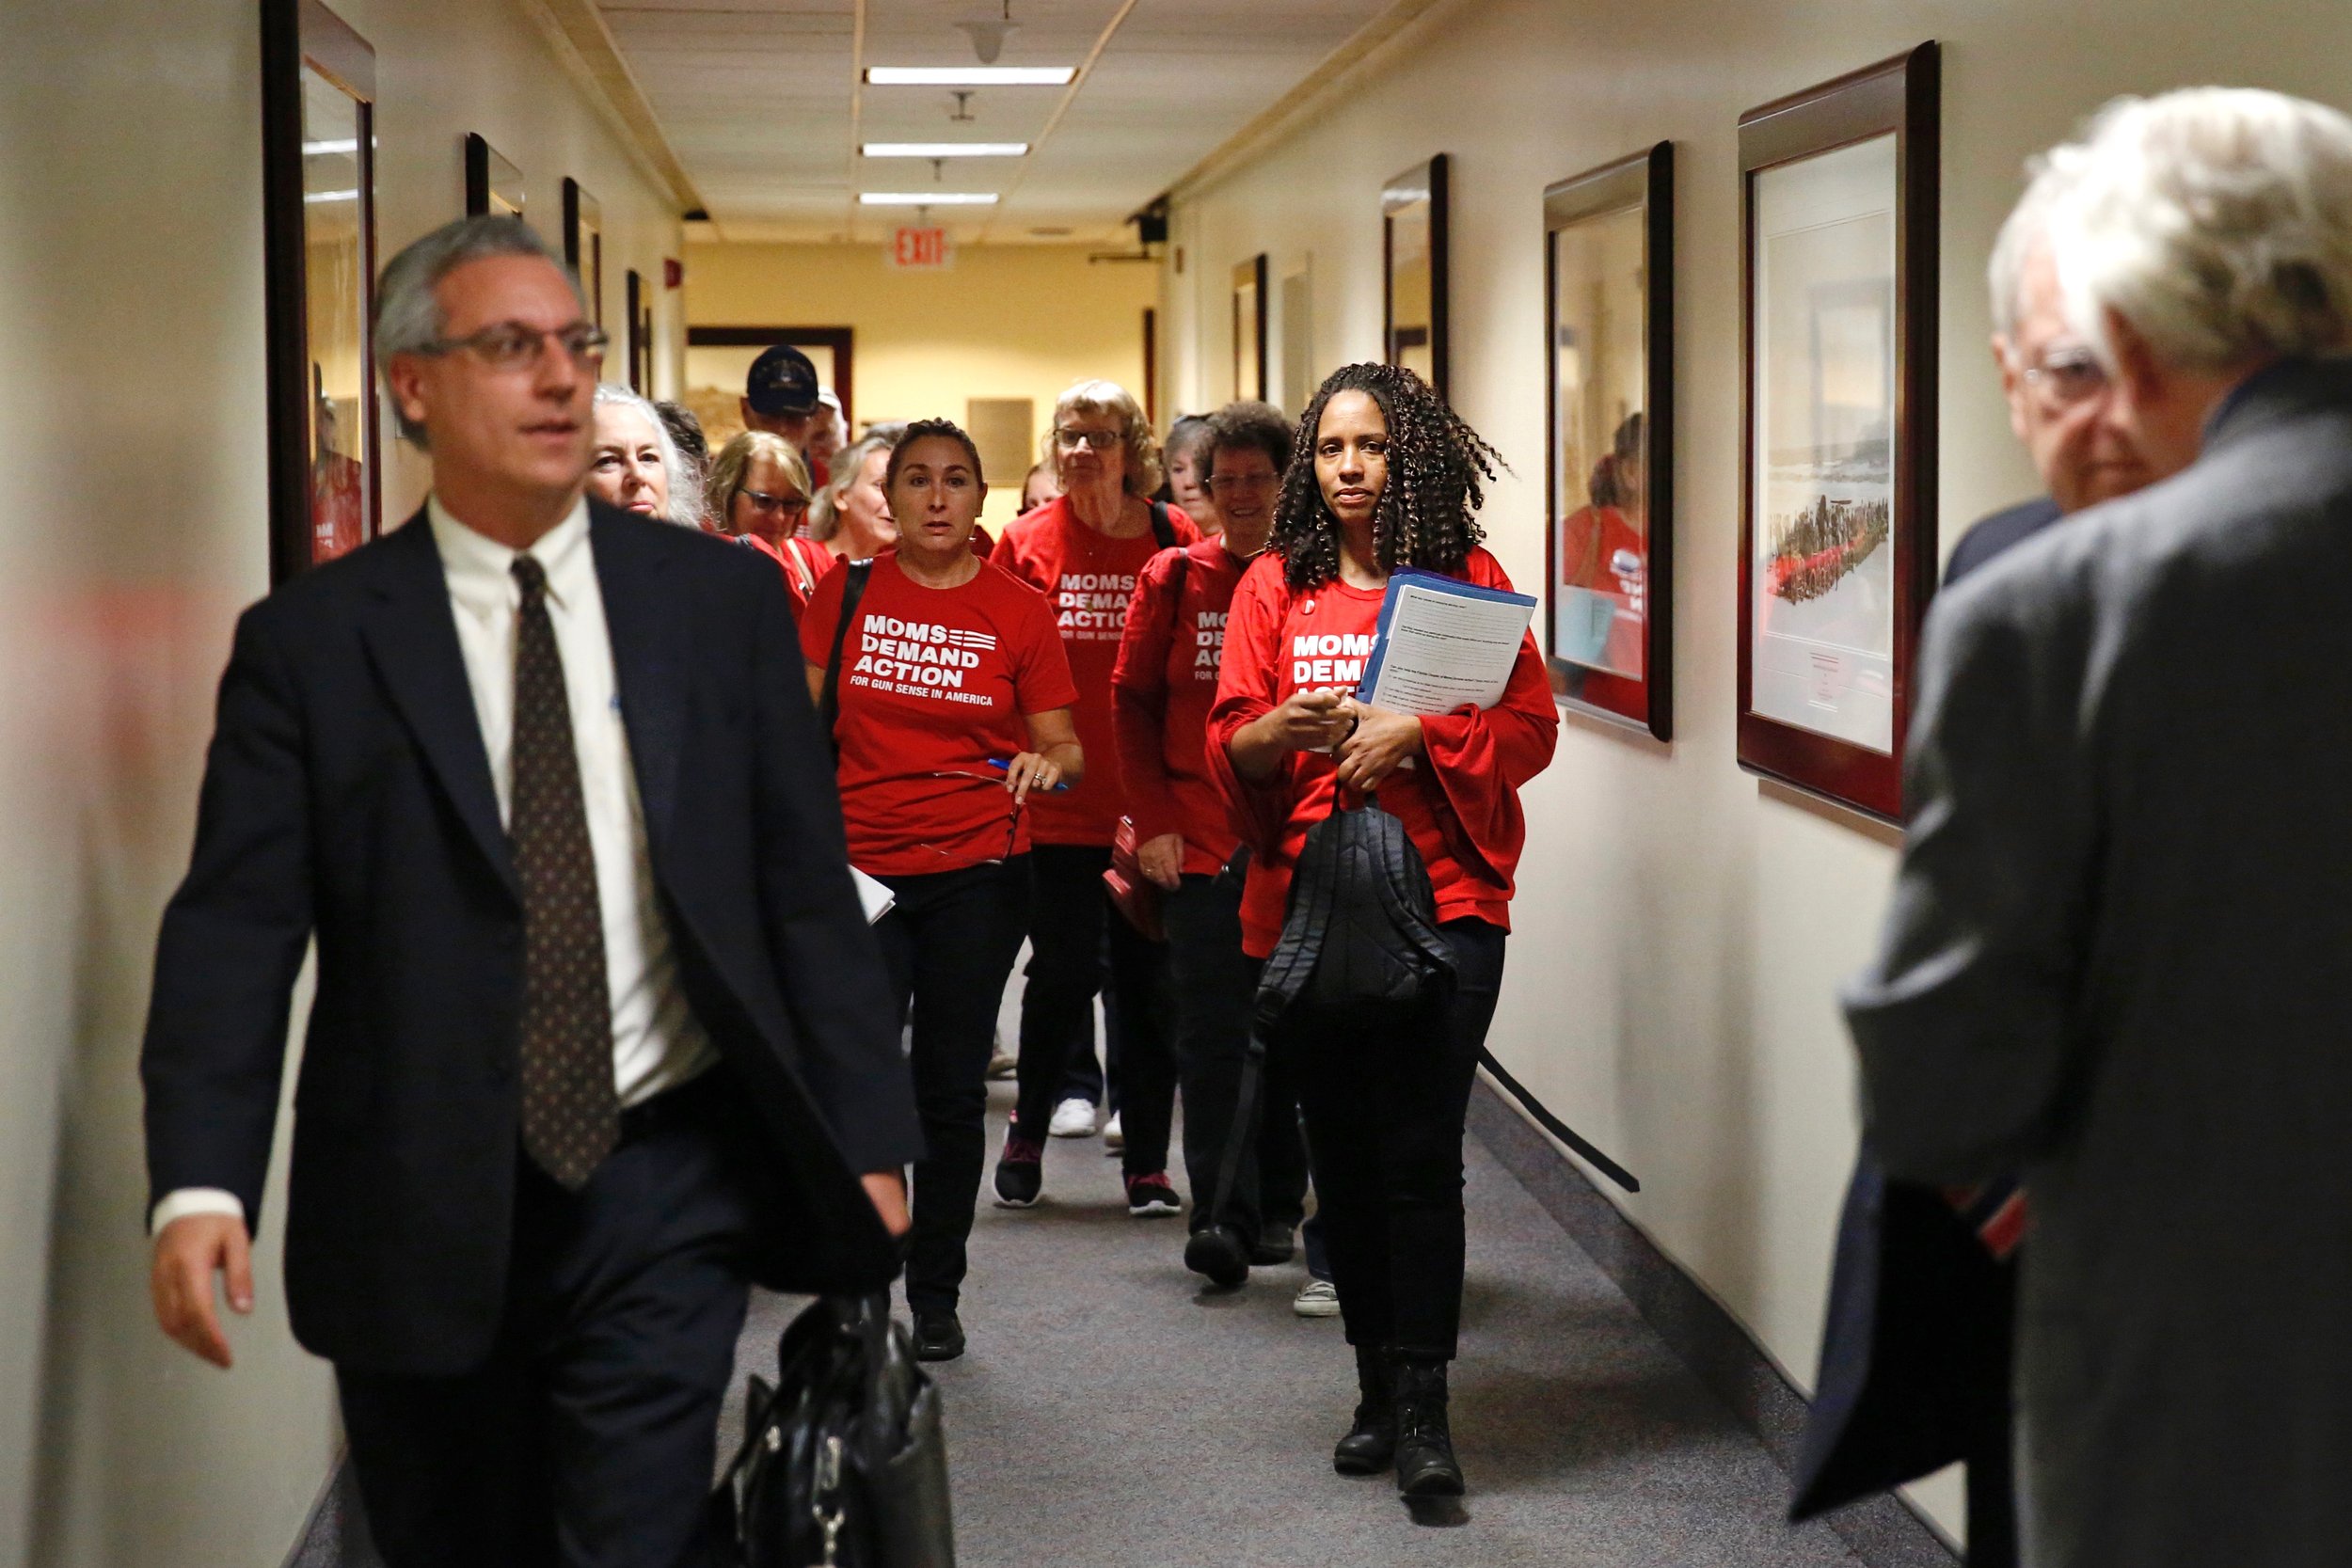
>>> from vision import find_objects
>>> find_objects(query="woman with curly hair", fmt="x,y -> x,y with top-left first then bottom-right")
1208,363 -> 1557,1498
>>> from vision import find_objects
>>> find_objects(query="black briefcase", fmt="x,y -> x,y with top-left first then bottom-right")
710,1293 -> 956,1568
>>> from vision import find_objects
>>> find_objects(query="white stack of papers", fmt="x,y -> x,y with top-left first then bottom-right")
850,866 -> 896,925
1355,569 -> 1537,716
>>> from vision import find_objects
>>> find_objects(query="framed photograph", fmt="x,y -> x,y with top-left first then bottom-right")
1545,142 -> 1675,739
564,177 -> 603,327
1383,154 -> 1450,396
464,133 -> 524,218
1737,43 -> 1939,821
262,0 -> 380,584
1232,254 -> 1267,402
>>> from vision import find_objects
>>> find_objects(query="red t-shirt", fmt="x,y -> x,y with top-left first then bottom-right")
1206,548 -> 1559,958
739,532 -> 841,616
799,552 -> 1078,877
993,495 -> 1200,846
1112,539 -> 1253,876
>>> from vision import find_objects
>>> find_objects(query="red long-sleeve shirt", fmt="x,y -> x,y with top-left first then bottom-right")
993,495 -> 1200,846
1111,539 -> 1253,877
1206,547 -> 1559,958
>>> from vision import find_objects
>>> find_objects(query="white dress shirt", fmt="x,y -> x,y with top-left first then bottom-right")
153,498 -> 715,1234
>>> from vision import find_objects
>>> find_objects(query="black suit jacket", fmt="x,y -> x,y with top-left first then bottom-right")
1789,500 -> 2061,1562
141,502 -> 923,1375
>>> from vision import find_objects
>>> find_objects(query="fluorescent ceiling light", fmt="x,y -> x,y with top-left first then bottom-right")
863,142 -> 1029,158
860,192 -> 999,206
303,138 -> 359,155
304,188 -> 360,204
864,66 -> 1073,86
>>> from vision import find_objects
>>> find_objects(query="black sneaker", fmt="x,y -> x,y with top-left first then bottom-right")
1250,1223 -> 1297,1265
1184,1224 -> 1251,1288
912,1308 -> 965,1362
1125,1171 -> 1182,1217
993,1133 -> 1043,1208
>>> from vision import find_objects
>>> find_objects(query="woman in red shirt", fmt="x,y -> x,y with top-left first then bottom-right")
1114,401 -> 1317,1293
992,380 -> 1197,1215
799,419 -> 1081,1363
1210,363 -> 1557,1498
708,431 -> 835,612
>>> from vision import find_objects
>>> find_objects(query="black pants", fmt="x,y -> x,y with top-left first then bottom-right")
1017,844 -> 1175,1179
1286,920 -> 1506,1359
1165,872 -> 1309,1238
874,855 -> 1031,1313
337,1075 -> 759,1568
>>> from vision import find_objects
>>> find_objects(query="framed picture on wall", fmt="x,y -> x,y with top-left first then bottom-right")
1737,43 -> 1939,821
626,269 -> 651,392
463,133 -> 524,218
1544,142 -> 1675,739
564,177 -> 603,327
1383,153 -> 1450,396
262,0 -> 381,584
1232,254 -> 1267,402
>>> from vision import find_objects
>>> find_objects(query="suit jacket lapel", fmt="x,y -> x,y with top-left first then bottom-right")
359,510 -> 520,902
590,505 -> 685,859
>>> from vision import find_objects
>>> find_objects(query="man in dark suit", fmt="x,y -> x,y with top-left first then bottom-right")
1793,148 -> 2176,1563
143,214 -> 920,1568
1848,88 -> 2352,1568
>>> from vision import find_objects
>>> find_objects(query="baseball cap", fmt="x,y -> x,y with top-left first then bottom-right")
745,344 -> 819,417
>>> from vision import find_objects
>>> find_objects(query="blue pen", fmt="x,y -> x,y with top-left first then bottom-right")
985,758 -> 1071,792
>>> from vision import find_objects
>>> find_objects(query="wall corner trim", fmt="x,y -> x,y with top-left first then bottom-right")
1466,1076 -> 1963,1568
512,0 -> 706,215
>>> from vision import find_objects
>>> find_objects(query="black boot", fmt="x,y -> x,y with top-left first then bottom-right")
1331,1346 -> 1397,1476
1391,1357 -> 1464,1497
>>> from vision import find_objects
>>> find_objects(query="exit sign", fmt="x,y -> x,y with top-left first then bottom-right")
891,227 -> 952,270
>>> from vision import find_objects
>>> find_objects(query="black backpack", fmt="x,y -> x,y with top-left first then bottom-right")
1253,790 -> 1456,1037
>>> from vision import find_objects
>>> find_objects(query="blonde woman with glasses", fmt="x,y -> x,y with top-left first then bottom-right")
708,430 -> 834,611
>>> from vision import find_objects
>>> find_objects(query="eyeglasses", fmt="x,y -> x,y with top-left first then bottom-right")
1207,471 -> 1277,493
739,488 -> 809,516
418,321 -> 609,371
2020,343 -> 2108,411
1055,427 -> 1121,451
916,770 -> 1029,863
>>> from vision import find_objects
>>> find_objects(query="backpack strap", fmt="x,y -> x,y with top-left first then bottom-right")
1150,499 -> 1179,551
818,559 -> 875,751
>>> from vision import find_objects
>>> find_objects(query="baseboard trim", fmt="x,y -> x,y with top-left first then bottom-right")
1466,1076 -> 1961,1568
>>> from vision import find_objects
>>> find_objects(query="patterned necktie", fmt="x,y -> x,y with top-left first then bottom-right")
509,554 -> 617,1190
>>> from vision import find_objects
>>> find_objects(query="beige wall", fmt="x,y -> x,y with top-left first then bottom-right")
686,243 -> 1161,529
1162,0 -> 2352,1544
0,3 -> 680,1565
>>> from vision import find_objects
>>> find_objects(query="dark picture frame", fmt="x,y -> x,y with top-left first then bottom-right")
262,0 -> 381,586
563,177 -> 603,327
1232,253 -> 1268,402
1543,142 -> 1675,739
463,133 -> 524,218
1383,153 -> 1450,396
1736,43 -> 1939,822
625,269 -> 648,392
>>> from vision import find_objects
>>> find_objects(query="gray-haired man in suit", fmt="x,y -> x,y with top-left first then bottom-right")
1847,87 -> 2352,1568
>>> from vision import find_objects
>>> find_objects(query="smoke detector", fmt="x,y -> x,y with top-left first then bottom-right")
957,5 -> 1017,65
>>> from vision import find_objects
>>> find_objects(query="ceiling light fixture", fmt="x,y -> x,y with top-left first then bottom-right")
958,1 -> 1018,65
865,66 -> 1073,86
860,192 -> 999,205
863,142 -> 1028,158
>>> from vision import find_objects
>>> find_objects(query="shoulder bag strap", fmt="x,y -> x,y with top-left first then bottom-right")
818,559 -> 875,751
1150,500 -> 1179,551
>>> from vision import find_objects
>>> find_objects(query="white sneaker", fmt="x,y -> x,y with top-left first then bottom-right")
1102,1112 -> 1124,1152
1293,1277 -> 1342,1318
1047,1096 -> 1098,1138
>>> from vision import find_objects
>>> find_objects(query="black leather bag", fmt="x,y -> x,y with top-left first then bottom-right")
710,1293 -> 956,1568
1254,789 -> 1455,1037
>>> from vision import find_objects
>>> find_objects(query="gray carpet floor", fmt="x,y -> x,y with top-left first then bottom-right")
724,1081 -> 1866,1567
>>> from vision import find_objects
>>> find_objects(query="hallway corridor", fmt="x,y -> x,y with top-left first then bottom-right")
729,1085 -> 1872,1567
